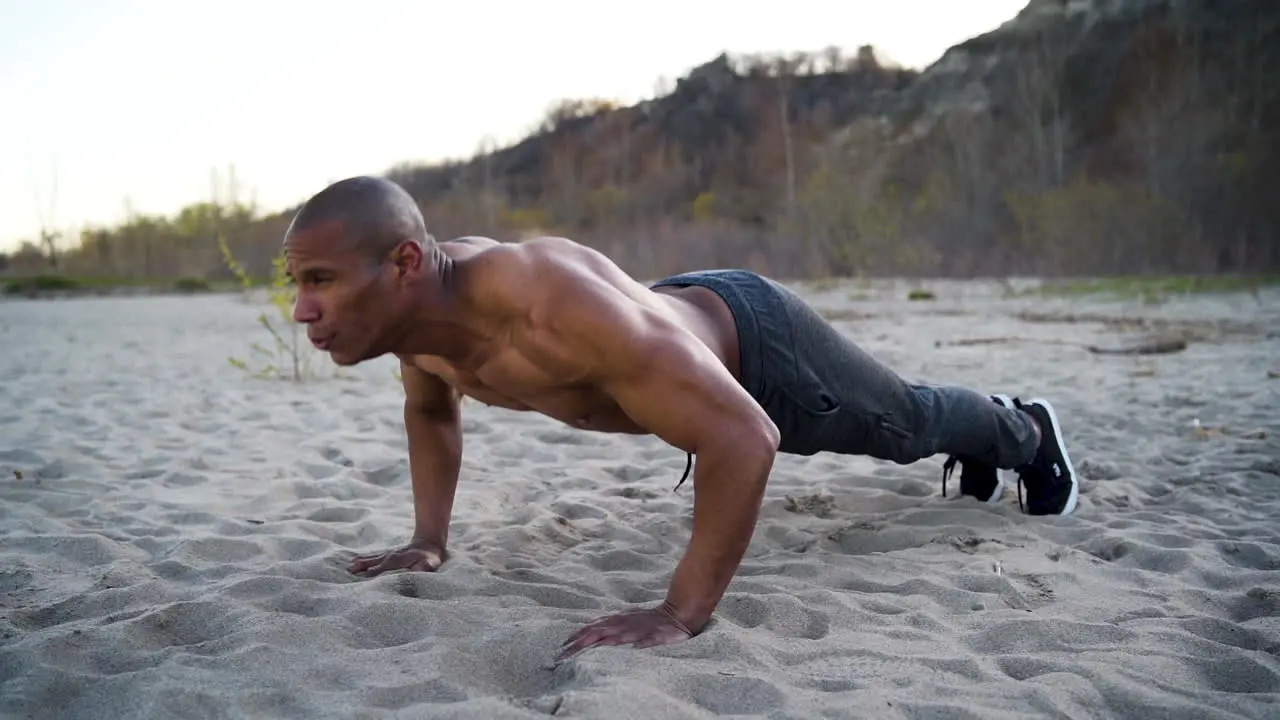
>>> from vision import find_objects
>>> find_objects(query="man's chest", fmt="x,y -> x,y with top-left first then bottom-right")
406,348 -> 618,424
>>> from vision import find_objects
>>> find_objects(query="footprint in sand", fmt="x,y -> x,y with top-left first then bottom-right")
318,445 -> 354,467
163,471 -> 208,488
360,460 -> 407,487
680,673 -> 786,715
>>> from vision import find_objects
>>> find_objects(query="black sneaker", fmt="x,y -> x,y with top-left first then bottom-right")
941,394 -> 1015,504
1010,397 -> 1079,516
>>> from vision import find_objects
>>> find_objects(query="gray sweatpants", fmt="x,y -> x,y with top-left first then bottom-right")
649,269 -> 1039,467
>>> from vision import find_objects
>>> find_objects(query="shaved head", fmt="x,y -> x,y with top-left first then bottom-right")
285,176 -> 432,260
284,176 -> 443,366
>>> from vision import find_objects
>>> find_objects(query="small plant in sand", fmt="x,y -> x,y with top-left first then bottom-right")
219,237 -> 322,382
218,236 -> 257,303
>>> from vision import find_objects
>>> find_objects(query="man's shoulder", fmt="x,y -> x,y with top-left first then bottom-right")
454,236 -> 591,314
442,233 -> 583,252
465,237 -> 649,335
476,235 -> 588,262
463,236 -> 599,288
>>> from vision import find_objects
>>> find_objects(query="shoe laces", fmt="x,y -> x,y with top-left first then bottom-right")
946,453 -> 1030,512
941,455 -> 959,498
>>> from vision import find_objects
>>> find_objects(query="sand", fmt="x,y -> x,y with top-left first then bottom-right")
1,279 -> 1278,719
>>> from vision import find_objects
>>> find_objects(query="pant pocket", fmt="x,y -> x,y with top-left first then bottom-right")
770,381 -> 841,456
877,413 -> 913,439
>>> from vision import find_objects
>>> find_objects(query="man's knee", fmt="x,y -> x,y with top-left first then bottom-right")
867,393 -> 937,464
869,427 -> 936,465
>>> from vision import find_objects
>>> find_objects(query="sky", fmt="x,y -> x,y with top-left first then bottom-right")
0,0 -> 1029,252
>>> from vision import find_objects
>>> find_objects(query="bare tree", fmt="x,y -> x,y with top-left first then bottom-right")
772,55 -> 799,221
30,156 -> 61,271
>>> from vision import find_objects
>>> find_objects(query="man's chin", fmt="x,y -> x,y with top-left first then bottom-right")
326,343 -> 385,367
326,350 -> 363,367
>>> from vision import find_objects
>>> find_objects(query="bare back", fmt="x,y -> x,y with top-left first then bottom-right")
400,236 -> 747,439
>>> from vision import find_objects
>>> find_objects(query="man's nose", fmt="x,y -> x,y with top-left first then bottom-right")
293,292 -> 320,324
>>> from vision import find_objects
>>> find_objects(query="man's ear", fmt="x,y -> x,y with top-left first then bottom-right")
388,239 -> 426,279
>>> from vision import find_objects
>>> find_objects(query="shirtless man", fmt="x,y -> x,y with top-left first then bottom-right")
282,176 -> 1079,660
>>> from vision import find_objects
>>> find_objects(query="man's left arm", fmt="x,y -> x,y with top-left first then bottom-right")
547,278 -> 782,632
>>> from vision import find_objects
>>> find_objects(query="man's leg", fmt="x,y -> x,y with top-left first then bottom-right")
765,279 -> 1079,516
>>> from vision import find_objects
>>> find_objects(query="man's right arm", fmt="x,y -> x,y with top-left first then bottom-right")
400,359 -> 463,550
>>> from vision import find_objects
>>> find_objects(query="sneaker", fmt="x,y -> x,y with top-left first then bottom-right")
1010,397 -> 1079,516
941,394 -> 1015,504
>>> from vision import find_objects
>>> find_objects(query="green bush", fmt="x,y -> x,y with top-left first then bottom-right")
173,277 -> 211,293
3,275 -> 81,295
219,237 -> 318,382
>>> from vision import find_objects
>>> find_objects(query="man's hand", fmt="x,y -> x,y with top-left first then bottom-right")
557,601 -> 695,661
347,537 -> 446,577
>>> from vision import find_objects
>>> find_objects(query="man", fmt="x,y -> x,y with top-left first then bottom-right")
283,176 -> 1079,660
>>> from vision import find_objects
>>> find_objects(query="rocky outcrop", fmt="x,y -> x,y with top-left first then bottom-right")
813,0 -> 1278,275
12,0 -> 1275,282
386,0 -> 1277,277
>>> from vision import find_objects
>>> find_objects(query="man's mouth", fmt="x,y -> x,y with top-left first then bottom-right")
311,334 -> 334,351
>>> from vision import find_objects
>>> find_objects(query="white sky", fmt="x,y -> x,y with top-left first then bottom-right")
0,0 -> 1027,252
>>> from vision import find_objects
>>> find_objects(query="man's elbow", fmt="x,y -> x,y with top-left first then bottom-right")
748,418 -> 781,457
722,415 -> 780,468
743,404 -> 781,452
404,401 -> 459,426
762,416 -> 781,453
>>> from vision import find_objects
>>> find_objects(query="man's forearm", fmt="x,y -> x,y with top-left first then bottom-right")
663,440 -> 777,631
404,408 -> 463,547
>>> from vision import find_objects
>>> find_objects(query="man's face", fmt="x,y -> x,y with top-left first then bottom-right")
284,221 -> 409,366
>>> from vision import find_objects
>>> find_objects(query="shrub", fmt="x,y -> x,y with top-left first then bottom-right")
218,237 -> 321,382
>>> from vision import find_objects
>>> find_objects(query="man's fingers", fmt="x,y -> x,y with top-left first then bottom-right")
349,549 -> 445,578
559,625 -> 594,651
557,626 -> 610,661
357,555 -> 405,577
566,614 -> 627,641
606,630 -> 645,648
556,621 -> 658,661
407,557 -> 440,572
347,551 -> 391,573
572,617 -> 612,636
572,610 -> 641,636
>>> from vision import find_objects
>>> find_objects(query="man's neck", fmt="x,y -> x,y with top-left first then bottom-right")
395,253 -> 488,363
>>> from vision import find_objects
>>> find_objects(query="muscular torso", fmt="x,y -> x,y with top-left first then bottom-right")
401,236 -> 741,434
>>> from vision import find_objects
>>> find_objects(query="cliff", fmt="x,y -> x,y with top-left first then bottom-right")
6,0 -> 1276,283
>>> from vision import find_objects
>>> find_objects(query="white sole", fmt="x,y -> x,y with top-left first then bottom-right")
1026,397 -> 1079,516
985,474 -> 1006,505
985,394 -> 1014,504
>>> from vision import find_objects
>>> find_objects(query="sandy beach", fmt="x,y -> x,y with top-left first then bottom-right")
1,278 -> 1277,719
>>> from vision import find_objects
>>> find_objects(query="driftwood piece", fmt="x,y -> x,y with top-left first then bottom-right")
936,335 -> 1189,356
934,337 -> 1082,349
1086,337 -> 1188,355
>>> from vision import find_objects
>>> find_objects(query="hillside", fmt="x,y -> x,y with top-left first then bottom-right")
3,0 -> 1276,285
